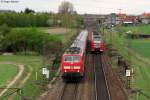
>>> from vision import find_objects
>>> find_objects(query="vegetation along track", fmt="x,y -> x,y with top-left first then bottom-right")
93,54 -> 111,100
58,83 -> 78,100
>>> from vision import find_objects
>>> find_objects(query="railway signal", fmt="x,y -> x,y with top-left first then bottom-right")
42,68 -> 50,79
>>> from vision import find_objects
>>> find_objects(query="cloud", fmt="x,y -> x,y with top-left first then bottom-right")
0,0 -> 149,14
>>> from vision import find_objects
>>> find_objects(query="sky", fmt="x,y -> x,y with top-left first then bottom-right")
0,0 -> 150,14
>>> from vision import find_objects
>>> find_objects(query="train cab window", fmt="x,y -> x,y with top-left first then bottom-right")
73,56 -> 80,62
94,36 -> 101,41
64,56 -> 80,62
64,56 -> 72,62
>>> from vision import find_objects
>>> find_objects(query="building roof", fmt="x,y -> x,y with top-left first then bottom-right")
140,12 -> 150,18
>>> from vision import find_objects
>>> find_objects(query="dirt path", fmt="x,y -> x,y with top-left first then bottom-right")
8,65 -> 33,100
20,66 -> 32,85
45,28 -> 70,35
0,62 -> 24,97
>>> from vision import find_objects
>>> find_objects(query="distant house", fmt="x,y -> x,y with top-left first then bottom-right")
82,14 -> 106,24
139,13 -> 150,24
123,16 -> 138,25
116,13 -> 127,24
142,18 -> 149,24
116,14 -> 138,25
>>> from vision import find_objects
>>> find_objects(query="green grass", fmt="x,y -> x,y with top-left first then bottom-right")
117,25 -> 150,35
49,29 -> 76,43
132,53 -> 150,100
130,39 -> 150,100
131,39 -> 150,59
0,64 -> 18,86
103,26 -> 150,100
12,27 -> 70,34
0,55 -> 43,99
12,27 -> 76,44
11,27 -> 39,32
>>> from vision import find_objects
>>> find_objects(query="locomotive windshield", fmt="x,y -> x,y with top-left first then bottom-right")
64,56 -> 80,62
94,36 -> 101,41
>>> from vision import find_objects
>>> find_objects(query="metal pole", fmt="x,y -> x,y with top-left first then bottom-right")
110,26 -> 113,56
136,90 -> 139,100
128,76 -> 131,89
127,31 -> 132,89
20,88 -> 22,100
36,71 -> 38,80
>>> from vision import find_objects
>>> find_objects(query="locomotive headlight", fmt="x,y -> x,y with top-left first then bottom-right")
74,66 -> 80,69
64,66 -> 70,69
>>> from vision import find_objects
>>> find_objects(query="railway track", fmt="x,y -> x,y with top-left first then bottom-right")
101,54 -> 129,100
93,54 -> 111,100
58,83 -> 78,100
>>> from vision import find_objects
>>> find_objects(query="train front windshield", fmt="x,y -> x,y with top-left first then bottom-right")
64,56 -> 80,62
94,37 -> 100,41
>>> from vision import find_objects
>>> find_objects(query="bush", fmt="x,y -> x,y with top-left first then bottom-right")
0,24 -> 11,36
0,28 -> 50,53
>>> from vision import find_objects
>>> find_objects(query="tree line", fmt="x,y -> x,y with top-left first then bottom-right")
0,12 -> 83,28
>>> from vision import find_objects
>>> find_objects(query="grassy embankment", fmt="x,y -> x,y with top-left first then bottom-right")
102,25 -> 150,100
0,27 -> 77,99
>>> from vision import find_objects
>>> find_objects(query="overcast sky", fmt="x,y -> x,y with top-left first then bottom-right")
0,0 -> 150,14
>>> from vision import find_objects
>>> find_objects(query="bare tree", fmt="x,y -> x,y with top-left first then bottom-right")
58,1 -> 74,14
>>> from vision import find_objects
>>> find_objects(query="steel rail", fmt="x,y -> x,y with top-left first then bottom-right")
58,83 -> 78,100
93,54 -> 112,100
100,54 -> 112,100
93,55 -> 98,100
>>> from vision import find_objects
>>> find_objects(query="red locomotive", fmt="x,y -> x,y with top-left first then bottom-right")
90,31 -> 105,53
60,30 -> 88,80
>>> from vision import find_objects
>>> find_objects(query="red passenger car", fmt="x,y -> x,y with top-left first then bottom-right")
90,31 -> 105,53
60,30 -> 88,80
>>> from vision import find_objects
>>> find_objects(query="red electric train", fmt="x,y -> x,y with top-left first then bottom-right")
60,30 -> 88,80
90,31 -> 105,53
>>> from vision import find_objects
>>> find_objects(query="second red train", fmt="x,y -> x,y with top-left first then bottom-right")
90,31 -> 105,53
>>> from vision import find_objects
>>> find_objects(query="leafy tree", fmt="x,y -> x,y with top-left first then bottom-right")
0,24 -> 10,36
0,28 -> 63,54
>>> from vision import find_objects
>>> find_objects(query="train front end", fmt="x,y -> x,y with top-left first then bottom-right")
61,54 -> 84,79
60,30 -> 88,80
90,32 -> 105,53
